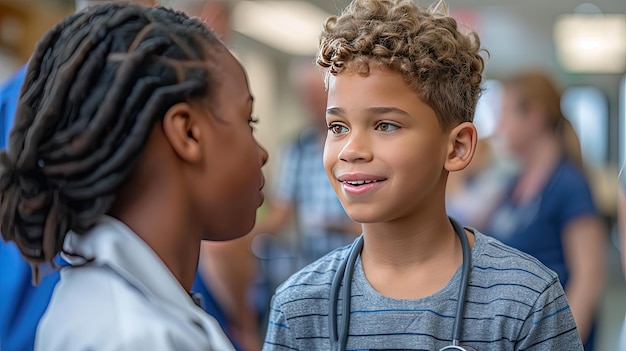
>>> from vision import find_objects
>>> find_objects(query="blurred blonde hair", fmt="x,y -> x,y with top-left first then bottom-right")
501,71 -> 583,169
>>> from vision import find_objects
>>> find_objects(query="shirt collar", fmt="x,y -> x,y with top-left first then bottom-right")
62,215 -> 203,320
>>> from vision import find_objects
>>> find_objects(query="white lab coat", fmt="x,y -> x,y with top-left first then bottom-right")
35,216 -> 236,351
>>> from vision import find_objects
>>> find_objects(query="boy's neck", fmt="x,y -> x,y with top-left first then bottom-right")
360,210 -> 473,299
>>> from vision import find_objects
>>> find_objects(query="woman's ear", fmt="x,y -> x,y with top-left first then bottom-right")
161,102 -> 203,164
444,122 -> 477,172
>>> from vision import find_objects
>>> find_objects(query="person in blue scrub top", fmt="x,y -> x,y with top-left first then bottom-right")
0,66 -> 57,351
485,71 -> 606,350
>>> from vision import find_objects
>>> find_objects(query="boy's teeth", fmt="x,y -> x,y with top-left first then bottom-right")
346,180 -> 375,186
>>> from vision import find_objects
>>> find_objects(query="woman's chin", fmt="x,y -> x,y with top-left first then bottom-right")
202,227 -> 252,242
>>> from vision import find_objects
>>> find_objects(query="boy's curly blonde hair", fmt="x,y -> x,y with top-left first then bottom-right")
317,0 -> 485,129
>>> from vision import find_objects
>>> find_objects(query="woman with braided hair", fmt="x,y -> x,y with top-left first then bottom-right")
0,3 -> 267,350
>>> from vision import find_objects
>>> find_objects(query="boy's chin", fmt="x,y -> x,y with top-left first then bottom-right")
344,209 -> 381,225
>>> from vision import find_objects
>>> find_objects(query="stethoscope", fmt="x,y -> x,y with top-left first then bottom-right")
329,217 -> 473,351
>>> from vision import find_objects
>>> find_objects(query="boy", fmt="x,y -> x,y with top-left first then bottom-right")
262,0 -> 582,350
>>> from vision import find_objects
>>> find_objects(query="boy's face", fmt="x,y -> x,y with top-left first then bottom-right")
324,67 -> 450,224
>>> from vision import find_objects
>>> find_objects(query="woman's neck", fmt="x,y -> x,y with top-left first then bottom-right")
513,134 -> 561,203
110,178 -> 201,292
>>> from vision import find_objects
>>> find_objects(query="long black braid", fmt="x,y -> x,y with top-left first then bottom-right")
0,4 -> 223,269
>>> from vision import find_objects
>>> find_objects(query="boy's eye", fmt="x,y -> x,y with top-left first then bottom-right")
376,122 -> 399,132
328,123 -> 348,134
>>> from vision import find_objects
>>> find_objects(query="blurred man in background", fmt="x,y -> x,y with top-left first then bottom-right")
254,59 -> 361,261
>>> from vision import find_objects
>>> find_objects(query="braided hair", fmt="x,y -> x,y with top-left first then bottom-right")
0,4 -> 223,269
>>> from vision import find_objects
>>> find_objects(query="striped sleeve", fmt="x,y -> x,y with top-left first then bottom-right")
515,278 -> 582,350
263,295 -> 299,351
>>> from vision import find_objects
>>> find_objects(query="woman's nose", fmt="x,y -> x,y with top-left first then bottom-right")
258,143 -> 269,167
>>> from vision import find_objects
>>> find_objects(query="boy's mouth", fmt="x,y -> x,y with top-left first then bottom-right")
342,180 -> 382,186
337,174 -> 387,195
337,173 -> 387,187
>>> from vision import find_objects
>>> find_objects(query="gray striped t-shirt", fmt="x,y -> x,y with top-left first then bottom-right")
263,231 -> 582,350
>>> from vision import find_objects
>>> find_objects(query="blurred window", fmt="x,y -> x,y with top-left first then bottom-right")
561,85 -> 608,166
474,79 -> 502,139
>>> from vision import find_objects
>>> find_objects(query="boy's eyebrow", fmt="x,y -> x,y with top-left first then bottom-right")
326,106 -> 411,117
326,107 -> 345,116
367,107 -> 411,117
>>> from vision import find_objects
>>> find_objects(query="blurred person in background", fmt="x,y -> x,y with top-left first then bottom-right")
0,48 -> 19,83
254,59 -> 361,261
484,70 -> 606,350
446,137 -> 517,230
617,164 -> 626,278
254,57 -> 361,318
618,165 -> 626,349
166,0 -> 231,43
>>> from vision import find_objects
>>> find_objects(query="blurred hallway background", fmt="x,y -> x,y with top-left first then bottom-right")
0,0 -> 624,349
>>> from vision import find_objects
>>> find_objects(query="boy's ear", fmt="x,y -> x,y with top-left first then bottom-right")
161,102 -> 203,164
444,122 -> 477,172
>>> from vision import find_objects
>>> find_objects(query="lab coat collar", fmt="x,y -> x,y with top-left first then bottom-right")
61,216 -> 205,324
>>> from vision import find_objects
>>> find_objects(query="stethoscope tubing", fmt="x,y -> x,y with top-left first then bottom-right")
329,217 -> 471,351
329,235 -> 364,351
451,218 -> 471,345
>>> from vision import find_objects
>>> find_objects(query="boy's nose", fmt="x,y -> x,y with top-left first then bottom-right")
338,134 -> 372,163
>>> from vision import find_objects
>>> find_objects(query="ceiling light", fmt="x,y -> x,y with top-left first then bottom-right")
232,1 -> 332,56
554,14 -> 626,74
